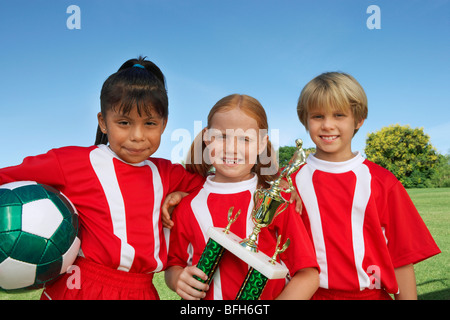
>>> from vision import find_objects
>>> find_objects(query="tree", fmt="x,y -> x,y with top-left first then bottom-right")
428,153 -> 450,188
365,124 -> 439,188
278,146 -> 316,168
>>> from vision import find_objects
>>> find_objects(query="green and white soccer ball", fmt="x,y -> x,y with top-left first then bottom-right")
0,181 -> 80,290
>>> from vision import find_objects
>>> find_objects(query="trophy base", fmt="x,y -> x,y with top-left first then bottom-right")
207,227 -> 288,280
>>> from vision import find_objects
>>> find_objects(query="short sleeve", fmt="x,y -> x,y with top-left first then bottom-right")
384,181 -> 440,268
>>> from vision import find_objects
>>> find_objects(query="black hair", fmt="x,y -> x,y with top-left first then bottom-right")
95,56 -> 168,145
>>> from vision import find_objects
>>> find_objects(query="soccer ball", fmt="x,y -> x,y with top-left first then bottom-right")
0,181 -> 80,290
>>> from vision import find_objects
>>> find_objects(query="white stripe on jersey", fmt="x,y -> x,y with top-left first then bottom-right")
190,188 -> 214,243
190,188 -> 224,299
296,165 -> 329,288
90,147 -> 135,271
351,164 -> 372,289
145,160 -> 164,272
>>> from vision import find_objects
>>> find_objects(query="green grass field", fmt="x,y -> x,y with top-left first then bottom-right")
1,188 -> 448,300
405,188 -> 449,299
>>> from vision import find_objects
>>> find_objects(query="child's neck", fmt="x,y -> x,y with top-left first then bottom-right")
211,172 -> 255,183
314,149 -> 357,162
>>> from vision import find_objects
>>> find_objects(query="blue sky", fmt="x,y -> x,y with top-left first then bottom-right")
0,0 -> 449,167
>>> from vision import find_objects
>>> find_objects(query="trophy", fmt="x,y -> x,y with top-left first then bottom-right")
194,139 -> 306,300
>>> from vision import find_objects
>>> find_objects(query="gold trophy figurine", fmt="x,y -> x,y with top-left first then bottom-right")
240,139 -> 306,252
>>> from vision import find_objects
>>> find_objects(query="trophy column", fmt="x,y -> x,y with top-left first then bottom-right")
235,268 -> 268,300
235,235 -> 290,300
194,237 -> 225,285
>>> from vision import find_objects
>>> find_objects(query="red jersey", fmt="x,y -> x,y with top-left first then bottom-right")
167,175 -> 319,300
0,145 -> 204,273
292,152 -> 440,294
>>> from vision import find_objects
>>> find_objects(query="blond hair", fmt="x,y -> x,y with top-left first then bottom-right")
186,94 -> 278,188
297,72 -> 368,135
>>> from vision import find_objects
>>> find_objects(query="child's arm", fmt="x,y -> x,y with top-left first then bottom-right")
166,162 -> 205,195
161,191 -> 188,229
161,161 -> 205,228
394,264 -> 417,300
165,265 -> 209,300
275,267 -> 319,300
279,179 -> 303,213
0,149 -> 65,188
289,188 -> 303,213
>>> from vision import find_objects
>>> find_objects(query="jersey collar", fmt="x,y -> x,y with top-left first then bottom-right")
204,174 -> 258,194
306,151 -> 365,173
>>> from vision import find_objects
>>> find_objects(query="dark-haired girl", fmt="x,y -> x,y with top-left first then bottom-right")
0,57 -> 204,299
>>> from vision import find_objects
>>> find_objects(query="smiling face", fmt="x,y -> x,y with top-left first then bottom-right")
307,105 -> 364,162
204,107 -> 268,183
97,106 -> 167,164
297,72 -> 368,162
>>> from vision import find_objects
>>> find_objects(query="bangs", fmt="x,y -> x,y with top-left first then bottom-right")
104,83 -> 168,119
207,94 -> 269,131
305,85 -> 351,115
113,87 -> 167,118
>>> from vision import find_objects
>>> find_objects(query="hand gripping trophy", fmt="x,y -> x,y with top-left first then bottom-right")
194,139 -> 306,300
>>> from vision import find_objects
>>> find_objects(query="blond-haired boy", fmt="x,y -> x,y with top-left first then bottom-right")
291,72 -> 440,300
